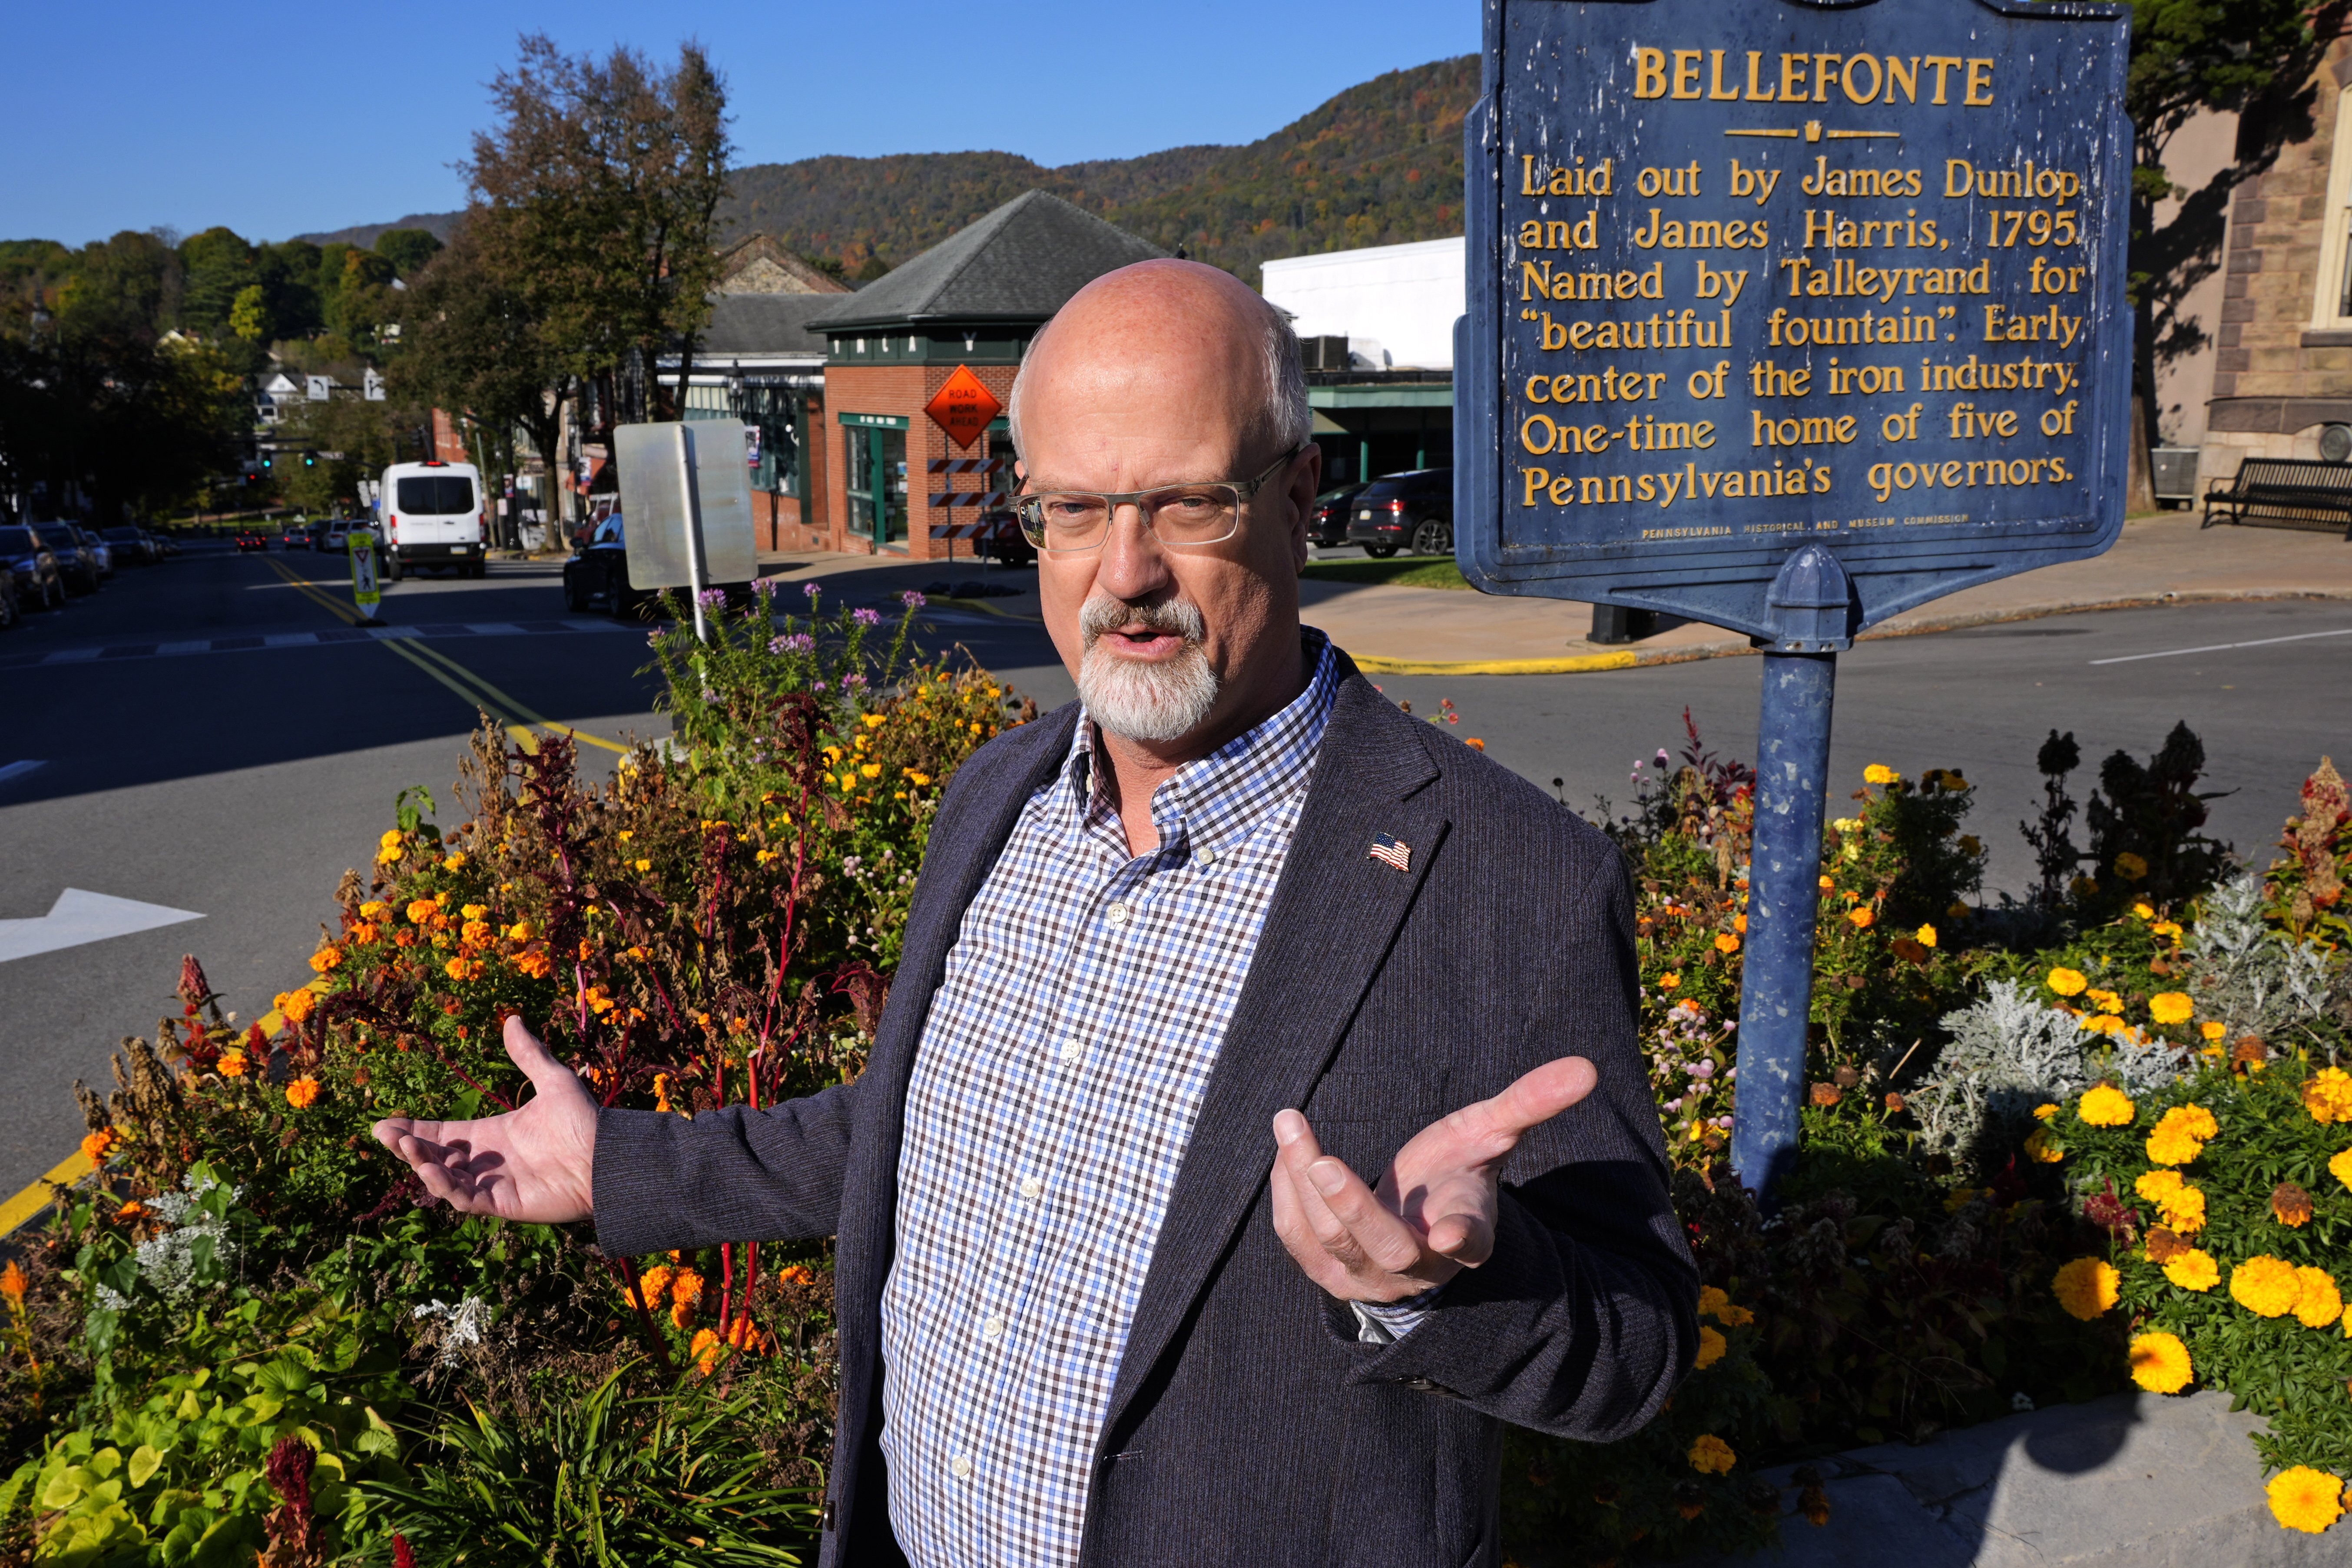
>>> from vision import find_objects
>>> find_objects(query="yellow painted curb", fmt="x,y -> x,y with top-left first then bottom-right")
2,1009 -> 288,1237
1352,649 -> 1642,676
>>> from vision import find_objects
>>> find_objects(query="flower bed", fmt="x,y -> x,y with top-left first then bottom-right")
1,602 -> 2346,1564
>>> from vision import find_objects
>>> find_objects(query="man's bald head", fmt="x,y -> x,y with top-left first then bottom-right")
1008,259 -> 1309,469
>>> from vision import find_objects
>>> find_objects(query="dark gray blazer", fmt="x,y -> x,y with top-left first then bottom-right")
594,660 -> 1697,1568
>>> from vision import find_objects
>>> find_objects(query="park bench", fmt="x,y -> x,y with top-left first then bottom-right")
2201,456 -> 2352,539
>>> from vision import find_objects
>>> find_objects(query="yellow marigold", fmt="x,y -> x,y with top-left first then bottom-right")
507,920 -> 533,941
2154,920 -> 2183,939
2134,1169 -> 2184,1204
1694,1325 -> 1728,1369
2266,1466 -> 2346,1535
2304,1067 -> 2352,1126
1847,906 -> 1875,930
377,842 -> 404,865
2132,901 -> 2156,920
1687,1434 -> 1736,1475
277,987 -> 315,1023
443,852 -> 467,870
2201,1020 -> 2227,1041
1698,1286 -> 1755,1327
2163,1248 -> 2220,1292
2034,1103 -> 2060,1121
461,903 -> 487,921
218,1049 -> 248,1078
378,829 -> 402,849
2144,1104 -> 2217,1166
2149,992 -> 2195,1025
2053,1257 -> 2120,1320
2134,1170 -> 2207,1235
1863,763 -> 1898,785
636,858 -> 653,872
2231,1255 -> 2302,1318
2128,1330 -> 2193,1394
2332,1146 -> 2352,1195
80,1128 -> 116,1164
2295,1267 -> 2344,1329
2087,988 -> 2124,1014
1819,874 -> 1835,891
2047,967 -> 2089,997
2082,1013 -> 2127,1038
1714,933 -> 1740,953
2023,1127 -> 2063,1164
2077,1084 -> 2136,1126
405,899 -> 438,924
2114,851 -> 2149,881
284,1076 -> 321,1109
1915,923 -> 1938,948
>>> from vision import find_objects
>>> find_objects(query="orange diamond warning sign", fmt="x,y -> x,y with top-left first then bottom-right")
924,365 -> 1003,450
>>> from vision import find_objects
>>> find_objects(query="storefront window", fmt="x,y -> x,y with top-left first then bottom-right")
847,423 -> 909,548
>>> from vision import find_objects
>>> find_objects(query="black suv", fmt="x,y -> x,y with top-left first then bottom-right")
1306,483 -> 1367,548
1345,469 -> 1453,559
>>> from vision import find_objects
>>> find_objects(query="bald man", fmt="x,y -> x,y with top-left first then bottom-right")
376,261 -> 1696,1568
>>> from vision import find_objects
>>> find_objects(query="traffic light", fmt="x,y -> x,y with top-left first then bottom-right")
261,453 -> 274,470
302,451 -> 316,468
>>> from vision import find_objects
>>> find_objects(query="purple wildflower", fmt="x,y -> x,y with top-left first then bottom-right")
769,633 -> 815,655
648,630 -> 664,647
900,589 -> 927,609
750,576 -> 782,598
843,672 -> 868,689
852,606 -> 881,627
696,588 -> 726,609
813,681 -> 827,692
804,582 -> 823,599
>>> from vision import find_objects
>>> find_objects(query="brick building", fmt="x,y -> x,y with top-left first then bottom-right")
810,191 -> 1164,559
2201,43 -> 2352,484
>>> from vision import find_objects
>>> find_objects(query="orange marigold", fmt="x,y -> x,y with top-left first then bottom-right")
284,1076 -> 321,1109
2052,1257 -> 2120,1320
217,1049 -> 248,1078
79,1128 -> 116,1164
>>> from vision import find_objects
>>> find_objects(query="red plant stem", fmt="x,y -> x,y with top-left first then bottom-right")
719,1240 -> 735,1337
610,1257 -> 674,1379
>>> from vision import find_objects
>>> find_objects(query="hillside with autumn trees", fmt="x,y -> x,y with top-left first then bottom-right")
719,55 -> 1477,283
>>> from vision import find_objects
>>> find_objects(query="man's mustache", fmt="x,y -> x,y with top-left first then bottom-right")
1080,595 -> 1206,647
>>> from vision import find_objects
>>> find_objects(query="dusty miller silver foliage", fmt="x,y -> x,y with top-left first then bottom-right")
411,1295 -> 490,1370
130,1171 -> 239,1302
2180,872 -> 2345,1062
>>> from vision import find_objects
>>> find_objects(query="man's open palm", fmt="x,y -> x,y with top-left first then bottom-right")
372,1013 -> 598,1222
1270,1056 -> 1597,1303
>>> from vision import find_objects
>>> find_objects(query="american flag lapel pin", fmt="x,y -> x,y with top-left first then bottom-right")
1367,833 -> 1411,873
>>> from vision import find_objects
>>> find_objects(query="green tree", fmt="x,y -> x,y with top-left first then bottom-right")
177,225 -> 255,335
229,284 -> 271,342
57,230 -> 179,342
274,390 -> 402,516
376,227 -> 444,279
464,33 -> 732,423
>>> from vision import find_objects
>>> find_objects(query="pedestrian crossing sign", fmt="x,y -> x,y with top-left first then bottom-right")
349,528 -> 382,621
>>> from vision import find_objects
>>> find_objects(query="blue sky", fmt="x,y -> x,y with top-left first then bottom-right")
2,2 -> 1479,248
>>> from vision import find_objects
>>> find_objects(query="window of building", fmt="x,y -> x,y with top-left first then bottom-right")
2314,86 -> 2352,327
847,422 -> 908,548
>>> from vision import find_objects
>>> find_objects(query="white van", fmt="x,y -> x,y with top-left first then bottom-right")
377,460 -> 486,580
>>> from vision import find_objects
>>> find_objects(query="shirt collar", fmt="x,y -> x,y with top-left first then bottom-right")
1065,628 -> 1338,858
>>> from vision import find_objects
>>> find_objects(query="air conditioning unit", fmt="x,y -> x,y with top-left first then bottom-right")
1302,335 -> 1350,372
2150,447 -> 2200,505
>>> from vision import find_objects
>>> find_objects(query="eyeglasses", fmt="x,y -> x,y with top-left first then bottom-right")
1013,445 -> 1304,553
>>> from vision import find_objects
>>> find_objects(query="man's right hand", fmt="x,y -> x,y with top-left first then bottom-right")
371,1013 -> 598,1222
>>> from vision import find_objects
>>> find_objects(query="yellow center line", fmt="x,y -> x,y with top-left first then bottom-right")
262,554 -> 627,753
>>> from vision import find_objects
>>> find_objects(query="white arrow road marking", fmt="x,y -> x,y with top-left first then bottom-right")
0,889 -> 204,964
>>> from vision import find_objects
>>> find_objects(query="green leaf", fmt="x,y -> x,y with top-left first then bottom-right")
127,1446 -> 164,1489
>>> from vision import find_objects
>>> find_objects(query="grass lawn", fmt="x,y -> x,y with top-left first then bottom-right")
1299,555 -> 1472,591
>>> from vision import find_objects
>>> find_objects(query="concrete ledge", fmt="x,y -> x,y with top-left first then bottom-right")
1669,1391 -> 2336,1568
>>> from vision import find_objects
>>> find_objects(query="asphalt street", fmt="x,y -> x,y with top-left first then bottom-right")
2,545 -> 2347,1207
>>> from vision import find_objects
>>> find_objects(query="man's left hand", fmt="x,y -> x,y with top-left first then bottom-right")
1269,1056 -> 1598,1303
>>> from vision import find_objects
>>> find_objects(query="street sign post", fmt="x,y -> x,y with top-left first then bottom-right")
1457,0 -> 2132,1197
348,528 -> 384,626
613,422 -> 759,644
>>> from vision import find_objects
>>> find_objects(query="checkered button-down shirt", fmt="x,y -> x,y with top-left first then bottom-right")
877,635 -> 1345,1567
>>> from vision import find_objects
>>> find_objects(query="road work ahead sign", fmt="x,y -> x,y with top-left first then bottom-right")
1456,0 -> 2132,642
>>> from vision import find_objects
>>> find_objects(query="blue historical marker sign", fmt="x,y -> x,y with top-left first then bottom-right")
1455,0 -> 2132,1198
1457,0 -> 2132,644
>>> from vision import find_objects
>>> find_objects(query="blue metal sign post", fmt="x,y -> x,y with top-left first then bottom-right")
1455,0 -> 2131,1197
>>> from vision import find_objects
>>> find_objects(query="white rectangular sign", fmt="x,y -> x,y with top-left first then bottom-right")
613,422 -> 758,592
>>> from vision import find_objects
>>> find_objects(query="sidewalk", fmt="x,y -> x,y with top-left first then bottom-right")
646,513 -> 2352,675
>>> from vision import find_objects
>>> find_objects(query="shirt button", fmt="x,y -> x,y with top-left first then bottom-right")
951,1456 -> 973,1479
1105,900 -> 1131,926
1019,1175 -> 1043,1199
983,1313 -> 1006,1340
1059,1039 -> 1083,1063
1196,846 -> 1217,867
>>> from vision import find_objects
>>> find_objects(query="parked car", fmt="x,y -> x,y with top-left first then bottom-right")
76,528 -> 115,577
974,506 -> 1034,568
0,525 -> 66,609
101,526 -> 154,565
323,520 -> 351,552
1345,468 -> 1454,559
31,523 -> 101,594
235,529 -> 268,552
1306,483 -> 1369,548
282,521 -> 321,550
562,513 -> 647,615
378,460 -> 487,579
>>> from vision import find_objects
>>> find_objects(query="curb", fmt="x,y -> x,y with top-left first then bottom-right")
1347,587 -> 2352,678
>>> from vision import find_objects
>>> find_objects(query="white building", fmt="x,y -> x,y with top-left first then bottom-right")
1261,236 -> 1465,370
